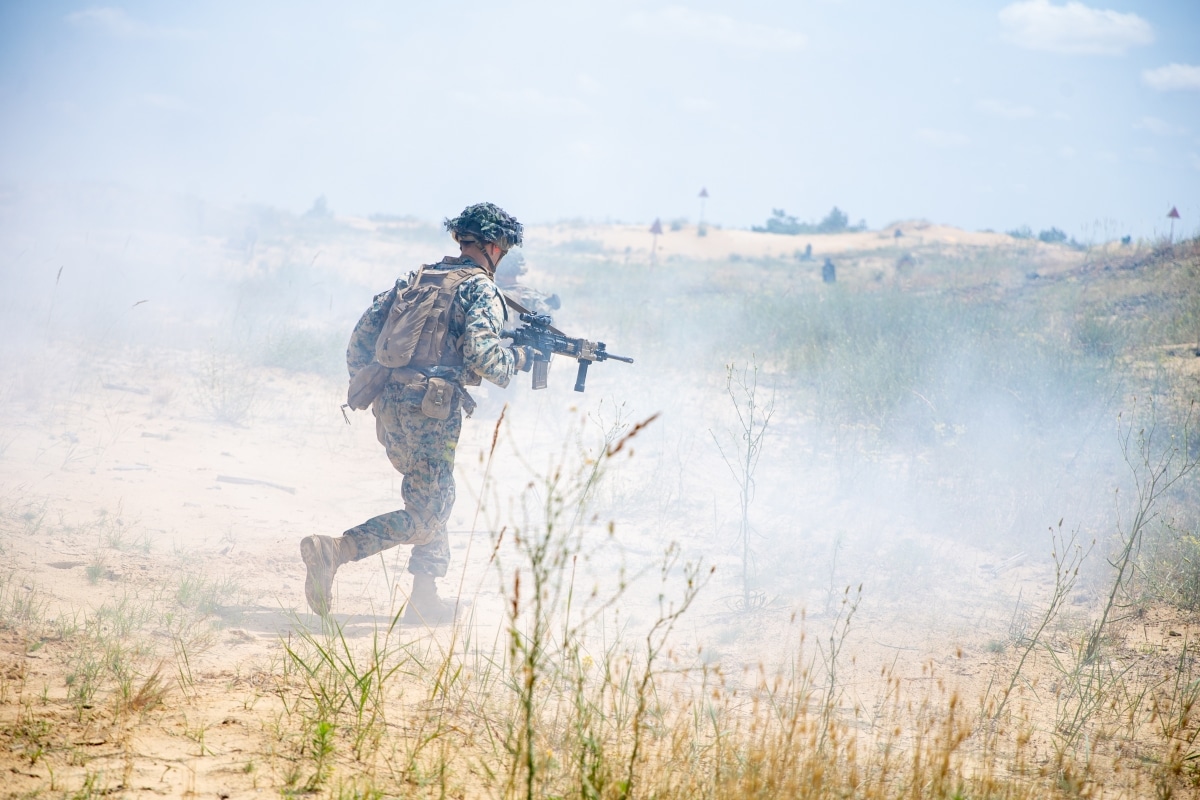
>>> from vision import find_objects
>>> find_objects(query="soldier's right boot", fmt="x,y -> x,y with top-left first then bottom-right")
300,535 -> 355,617
403,573 -> 459,626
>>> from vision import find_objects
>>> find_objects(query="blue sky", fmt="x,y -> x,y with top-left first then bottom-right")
0,1 -> 1197,237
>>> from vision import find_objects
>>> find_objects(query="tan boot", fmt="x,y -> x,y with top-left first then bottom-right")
403,574 -> 459,626
300,535 -> 353,616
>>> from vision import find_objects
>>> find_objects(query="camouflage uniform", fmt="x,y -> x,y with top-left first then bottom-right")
341,256 -> 519,577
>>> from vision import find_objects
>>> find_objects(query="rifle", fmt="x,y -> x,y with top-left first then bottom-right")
503,312 -> 633,392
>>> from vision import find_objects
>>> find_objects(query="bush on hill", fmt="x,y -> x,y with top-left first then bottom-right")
753,206 -> 867,235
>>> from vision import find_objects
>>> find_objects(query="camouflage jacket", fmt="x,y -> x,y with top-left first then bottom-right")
347,256 -> 519,389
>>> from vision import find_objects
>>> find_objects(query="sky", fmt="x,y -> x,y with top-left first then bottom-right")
0,0 -> 1197,238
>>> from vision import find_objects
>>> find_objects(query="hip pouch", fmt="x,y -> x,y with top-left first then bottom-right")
347,361 -> 392,410
420,377 -> 454,420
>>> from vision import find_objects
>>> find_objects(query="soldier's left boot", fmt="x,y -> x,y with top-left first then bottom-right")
403,573 -> 459,626
300,535 -> 354,617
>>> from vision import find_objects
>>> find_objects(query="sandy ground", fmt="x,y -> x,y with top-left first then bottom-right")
0,342 -> 1192,797
0,220 -> 1195,797
534,220 -> 1015,260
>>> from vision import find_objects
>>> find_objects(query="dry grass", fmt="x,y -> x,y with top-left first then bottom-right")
1,220 -> 1198,798
1,425 -> 1198,799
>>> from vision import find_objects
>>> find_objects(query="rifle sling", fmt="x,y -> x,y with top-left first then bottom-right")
501,291 -> 567,337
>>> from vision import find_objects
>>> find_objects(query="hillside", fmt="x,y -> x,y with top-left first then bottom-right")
0,203 -> 1198,798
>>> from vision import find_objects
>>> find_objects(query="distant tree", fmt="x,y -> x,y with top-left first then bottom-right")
816,206 -> 849,234
752,209 -> 805,235
305,194 -> 332,219
753,206 -> 866,235
1038,227 -> 1068,244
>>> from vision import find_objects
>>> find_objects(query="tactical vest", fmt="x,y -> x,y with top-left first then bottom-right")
374,264 -> 486,370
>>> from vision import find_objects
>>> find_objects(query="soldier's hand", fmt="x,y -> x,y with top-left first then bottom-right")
512,345 -> 540,372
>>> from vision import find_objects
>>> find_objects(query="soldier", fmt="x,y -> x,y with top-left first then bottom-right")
300,203 -> 537,624
494,252 -> 561,316
822,256 -> 836,284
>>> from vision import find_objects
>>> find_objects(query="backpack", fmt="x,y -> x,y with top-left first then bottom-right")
375,264 -> 486,369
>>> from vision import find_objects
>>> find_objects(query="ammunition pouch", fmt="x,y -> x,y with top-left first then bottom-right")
349,361 -> 476,420
420,377 -> 454,420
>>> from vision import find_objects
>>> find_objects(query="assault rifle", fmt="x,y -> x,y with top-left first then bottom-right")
503,312 -> 633,392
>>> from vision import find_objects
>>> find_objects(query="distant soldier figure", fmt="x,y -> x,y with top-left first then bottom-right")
495,252 -> 561,316
300,203 -> 539,624
802,243 -> 813,261
822,256 -> 836,284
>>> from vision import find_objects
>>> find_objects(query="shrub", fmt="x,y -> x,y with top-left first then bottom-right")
817,206 -> 849,233
1140,520 -> 1200,610
752,206 -> 865,235
753,209 -> 806,235
253,326 -> 345,377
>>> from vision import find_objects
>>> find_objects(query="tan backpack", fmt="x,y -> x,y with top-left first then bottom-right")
345,263 -> 484,412
375,264 -> 486,369
346,263 -> 486,411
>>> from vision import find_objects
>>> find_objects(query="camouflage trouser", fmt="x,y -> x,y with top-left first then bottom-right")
342,383 -> 462,578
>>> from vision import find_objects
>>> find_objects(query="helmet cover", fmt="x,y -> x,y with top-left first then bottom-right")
444,202 -> 523,250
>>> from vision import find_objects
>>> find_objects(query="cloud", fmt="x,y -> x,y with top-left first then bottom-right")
627,6 -> 806,52
1191,153 -> 1200,172
975,99 -> 1036,119
1142,64 -> 1200,91
1134,116 -> 1187,136
66,7 -> 199,40
915,128 -> 970,148
998,1 -> 1153,55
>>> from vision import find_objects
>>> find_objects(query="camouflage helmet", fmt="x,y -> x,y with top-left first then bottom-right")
444,202 -> 523,251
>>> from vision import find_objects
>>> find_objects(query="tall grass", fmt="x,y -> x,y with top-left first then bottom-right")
4,234 -> 1200,798
207,418 -> 1187,798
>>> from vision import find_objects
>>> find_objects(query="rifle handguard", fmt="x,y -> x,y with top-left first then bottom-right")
503,315 -> 633,392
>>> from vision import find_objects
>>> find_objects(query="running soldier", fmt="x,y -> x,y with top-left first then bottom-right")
300,203 -> 537,624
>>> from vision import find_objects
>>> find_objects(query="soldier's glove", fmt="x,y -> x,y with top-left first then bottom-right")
511,345 -> 540,373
